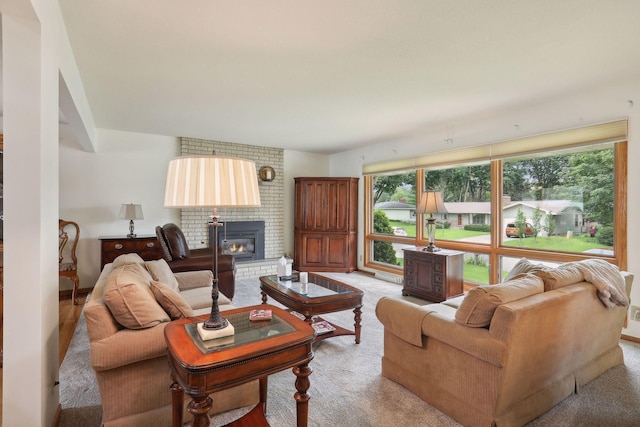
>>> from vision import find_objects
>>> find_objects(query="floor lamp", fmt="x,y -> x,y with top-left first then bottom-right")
417,190 -> 447,252
164,155 -> 261,340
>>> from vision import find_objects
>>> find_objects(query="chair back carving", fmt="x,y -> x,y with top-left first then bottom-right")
59,219 -> 80,304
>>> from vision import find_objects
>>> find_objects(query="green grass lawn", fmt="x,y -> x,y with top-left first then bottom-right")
503,234 -> 612,252
388,220 -> 612,252
387,221 -> 613,284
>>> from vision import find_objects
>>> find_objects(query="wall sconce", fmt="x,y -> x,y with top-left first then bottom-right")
259,166 -> 276,182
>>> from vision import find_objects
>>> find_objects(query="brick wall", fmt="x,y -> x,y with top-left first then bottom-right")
180,137 -> 285,278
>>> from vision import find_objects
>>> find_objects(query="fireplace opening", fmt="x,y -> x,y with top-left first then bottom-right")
210,221 -> 265,262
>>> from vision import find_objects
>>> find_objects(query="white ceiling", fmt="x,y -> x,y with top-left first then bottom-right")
58,1 -> 640,154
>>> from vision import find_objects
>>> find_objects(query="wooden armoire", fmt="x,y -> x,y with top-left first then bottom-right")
293,177 -> 358,272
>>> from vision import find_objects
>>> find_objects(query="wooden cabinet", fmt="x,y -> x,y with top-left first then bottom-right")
402,248 -> 464,302
294,177 -> 358,273
99,234 -> 162,269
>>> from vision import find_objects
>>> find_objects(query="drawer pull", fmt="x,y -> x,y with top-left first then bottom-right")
146,242 -> 155,248
115,244 -> 123,250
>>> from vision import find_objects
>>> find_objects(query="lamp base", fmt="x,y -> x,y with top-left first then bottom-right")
423,245 -> 441,252
197,321 -> 235,341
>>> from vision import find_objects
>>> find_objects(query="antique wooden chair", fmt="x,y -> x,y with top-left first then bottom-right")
59,219 -> 80,304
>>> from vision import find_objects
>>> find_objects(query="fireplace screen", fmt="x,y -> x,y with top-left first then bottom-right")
211,221 -> 265,262
221,238 -> 255,257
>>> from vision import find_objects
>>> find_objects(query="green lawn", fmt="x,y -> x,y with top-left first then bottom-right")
388,220 -> 612,252
503,234 -> 612,252
387,221 -> 613,284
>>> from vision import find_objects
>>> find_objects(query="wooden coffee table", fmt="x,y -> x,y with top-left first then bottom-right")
259,273 -> 364,344
165,304 -> 315,427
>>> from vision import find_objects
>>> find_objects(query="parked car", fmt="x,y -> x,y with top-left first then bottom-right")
505,222 -> 534,238
392,226 -> 408,236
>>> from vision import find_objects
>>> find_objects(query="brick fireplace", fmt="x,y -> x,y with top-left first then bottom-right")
179,137 -> 284,278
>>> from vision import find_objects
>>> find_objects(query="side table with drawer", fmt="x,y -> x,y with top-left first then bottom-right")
99,234 -> 163,269
402,248 -> 464,302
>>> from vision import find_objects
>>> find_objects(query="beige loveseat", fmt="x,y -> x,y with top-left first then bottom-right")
84,254 -> 258,427
376,258 -> 632,427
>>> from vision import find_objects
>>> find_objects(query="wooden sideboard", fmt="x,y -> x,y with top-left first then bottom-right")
99,234 -> 162,269
293,177 -> 358,273
402,248 -> 464,302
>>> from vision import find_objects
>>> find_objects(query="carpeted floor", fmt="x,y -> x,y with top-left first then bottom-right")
59,272 -> 640,427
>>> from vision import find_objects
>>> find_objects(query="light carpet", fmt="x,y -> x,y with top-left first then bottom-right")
59,272 -> 640,427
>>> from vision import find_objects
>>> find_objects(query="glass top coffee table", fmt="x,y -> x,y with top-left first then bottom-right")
259,273 -> 364,344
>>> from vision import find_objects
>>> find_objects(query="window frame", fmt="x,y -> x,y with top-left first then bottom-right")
363,140 -> 627,283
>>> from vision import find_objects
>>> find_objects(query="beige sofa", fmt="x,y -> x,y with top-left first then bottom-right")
376,258 -> 632,427
84,253 -> 258,427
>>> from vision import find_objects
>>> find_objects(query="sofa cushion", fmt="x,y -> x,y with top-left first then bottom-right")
150,280 -> 194,320
112,253 -> 145,268
103,263 -> 170,329
536,262 -> 584,291
175,270 -> 214,291
504,258 -> 548,282
455,274 -> 544,328
145,259 -> 180,292
181,286 -> 232,310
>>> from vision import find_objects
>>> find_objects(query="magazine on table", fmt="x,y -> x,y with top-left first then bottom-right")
311,320 -> 336,335
249,309 -> 273,321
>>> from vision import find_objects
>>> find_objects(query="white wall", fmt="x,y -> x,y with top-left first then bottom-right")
59,128 -> 181,288
329,77 -> 640,339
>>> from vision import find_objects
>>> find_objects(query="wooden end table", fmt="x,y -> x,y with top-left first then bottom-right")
259,274 -> 364,344
165,304 -> 315,427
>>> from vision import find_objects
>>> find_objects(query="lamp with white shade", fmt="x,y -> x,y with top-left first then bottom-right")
416,191 -> 447,252
119,203 -> 144,238
164,154 -> 261,340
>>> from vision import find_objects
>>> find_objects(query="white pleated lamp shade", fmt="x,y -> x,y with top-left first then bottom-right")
164,155 -> 261,208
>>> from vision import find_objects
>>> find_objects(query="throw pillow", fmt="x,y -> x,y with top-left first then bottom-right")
112,253 -> 145,268
455,273 -> 544,328
145,259 -> 180,292
503,258 -> 547,282
150,280 -> 194,320
103,263 -> 169,329
536,262 -> 584,291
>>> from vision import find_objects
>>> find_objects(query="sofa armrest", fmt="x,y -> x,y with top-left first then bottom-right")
376,297 -> 431,346
90,323 -> 168,372
174,270 -> 213,291
376,297 -> 506,367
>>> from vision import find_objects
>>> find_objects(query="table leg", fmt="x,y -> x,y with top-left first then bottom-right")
170,378 -> 183,427
259,375 -> 269,414
353,306 -> 362,344
187,393 -> 213,427
261,291 -> 268,304
293,362 -> 312,427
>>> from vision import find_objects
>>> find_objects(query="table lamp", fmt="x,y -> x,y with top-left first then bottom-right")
416,191 -> 447,252
119,203 -> 144,238
164,154 -> 261,340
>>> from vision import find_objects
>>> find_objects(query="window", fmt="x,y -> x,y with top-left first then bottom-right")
421,162 -> 491,244
501,145 -> 615,256
363,121 -> 627,283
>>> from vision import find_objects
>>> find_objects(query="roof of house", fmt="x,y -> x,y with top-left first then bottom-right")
374,201 -> 414,209
375,199 -> 583,215
504,200 -> 583,214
